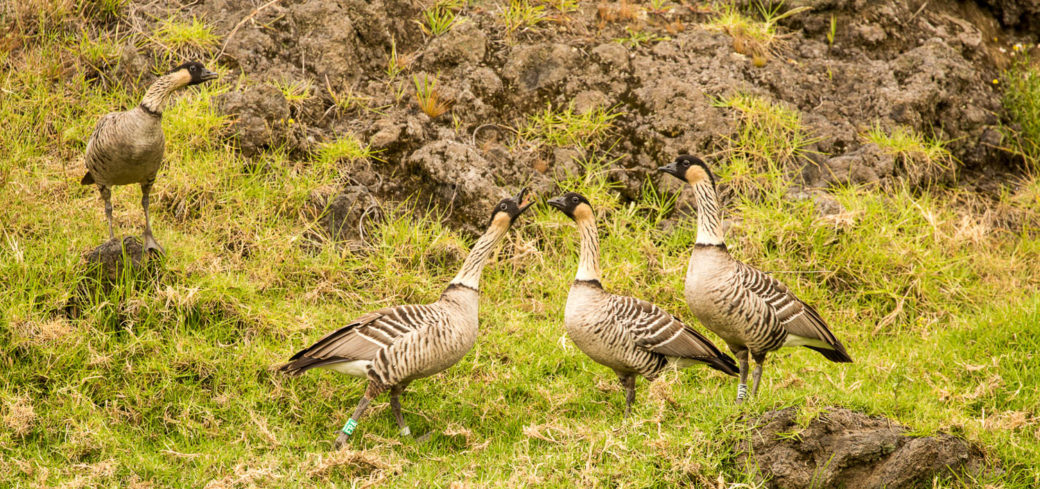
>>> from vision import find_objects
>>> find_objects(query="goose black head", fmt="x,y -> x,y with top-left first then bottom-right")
168,61 -> 219,87
547,192 -> 593,221
488,187 -> 534,228
658,155 -> 715,187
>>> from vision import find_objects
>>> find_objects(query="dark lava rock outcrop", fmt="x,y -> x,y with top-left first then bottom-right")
117,0 -> 1039,230
736,407 -> 986,489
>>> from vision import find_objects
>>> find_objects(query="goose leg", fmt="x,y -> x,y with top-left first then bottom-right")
390,383 -> 411,436
140,181 -> 163,254
750,353 -> 766,398
99,185 -> 115,241
618,372 -> 637,418
735,348 -> 750,404
335,394 -> 373,448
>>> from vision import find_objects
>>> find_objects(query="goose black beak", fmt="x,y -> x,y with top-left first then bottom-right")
658,162 -> 680,178
515,187 -> 534,214
547,196 -> 566,211
200,69 -> 219,82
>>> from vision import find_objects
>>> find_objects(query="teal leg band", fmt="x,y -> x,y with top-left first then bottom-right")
341,418 -> 358,436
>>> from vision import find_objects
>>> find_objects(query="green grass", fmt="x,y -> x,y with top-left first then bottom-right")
865,123 -> 955,186
314,135 -> 383,179
413,73 -> 452,118
155,16 -> 219,53
713,93 -> 815,197
2,10 -> 1040,489
1002,57 -> 1040,171
420,1 -> 462,37
614,26 -> 669,48
273,79 -> 313,107
708,2 -> 811,64
515,102 -> 621,152
501,0 -> 547,35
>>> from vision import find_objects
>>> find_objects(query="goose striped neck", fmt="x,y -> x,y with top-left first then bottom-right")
139,71 -> 189,115
449,213 -> 510,290
574,208 -> 601,282
691,180 -> 724,246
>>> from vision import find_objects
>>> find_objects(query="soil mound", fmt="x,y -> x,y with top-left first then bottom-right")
736,407 -> 986,489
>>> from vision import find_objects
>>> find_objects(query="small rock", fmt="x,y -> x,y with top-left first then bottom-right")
83,236 -> 147,282
468,66 -> 503,99
591,42 -> 630,70
813,192 -> 846,217
407,140 -> 509,233
310,186 -> 382,243
422,20 -> 487,67
822,144 -> 895,186
217,85 -> 291,156
502,43 -> 581,93
572,90 -> 609,115
370,119 -> 402,149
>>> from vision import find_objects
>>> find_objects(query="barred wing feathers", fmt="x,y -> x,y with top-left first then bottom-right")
609,295 -> 738,376
735,262 -> 852,363
280,304 -> 445,375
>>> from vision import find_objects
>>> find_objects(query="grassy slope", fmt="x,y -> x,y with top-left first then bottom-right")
3,6 -> 1040,489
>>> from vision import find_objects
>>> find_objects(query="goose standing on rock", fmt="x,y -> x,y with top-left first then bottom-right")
80,61 -> 218,254
548,192 -> 738,417
281,189 -> 533,447
658,155 -> 852,404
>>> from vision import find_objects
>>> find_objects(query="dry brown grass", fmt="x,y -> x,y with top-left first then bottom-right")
413,74 -> 452,118
3,395 -> 36,436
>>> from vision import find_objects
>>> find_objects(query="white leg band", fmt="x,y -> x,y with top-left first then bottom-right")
737,383 -> 748,400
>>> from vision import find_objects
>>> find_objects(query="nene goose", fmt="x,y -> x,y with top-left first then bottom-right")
658,155 -> 852,403
548,192 -> 738,417
281,189 -> 533,446
80,61 -> 218,254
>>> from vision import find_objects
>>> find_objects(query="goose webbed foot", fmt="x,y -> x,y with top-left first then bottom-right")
334,430 -> 351,449
143,233 -> 164,255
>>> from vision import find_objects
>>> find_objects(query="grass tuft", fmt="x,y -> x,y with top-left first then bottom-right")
516,102 -> 621,151
708,1 -> 810,65
713,93 -> 815,197
385,37 -> 413,82
865,123 -> 955,186
315,134 -> 382,168
155,15 -> 219,54
614,26 -> 669,47
413,73 -> 452,118
274,78 -> 314,108
419,1 -> 460,36
1002,57 -> 1040,171
502,0 -> 547,35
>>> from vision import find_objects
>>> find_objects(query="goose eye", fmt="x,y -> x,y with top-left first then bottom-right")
571,196 -> 579,203
190,66 -> 196,71
500,203 -> 507,210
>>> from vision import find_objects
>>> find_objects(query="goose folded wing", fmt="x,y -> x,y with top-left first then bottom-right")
282,304 -> 436,373
612,296 -> 729,361
736,262 -> 851,360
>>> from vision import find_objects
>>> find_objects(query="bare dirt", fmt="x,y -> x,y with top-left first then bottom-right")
736,407 -> 987,489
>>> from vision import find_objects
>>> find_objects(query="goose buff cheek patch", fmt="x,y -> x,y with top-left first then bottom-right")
341,418 -> 358,436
